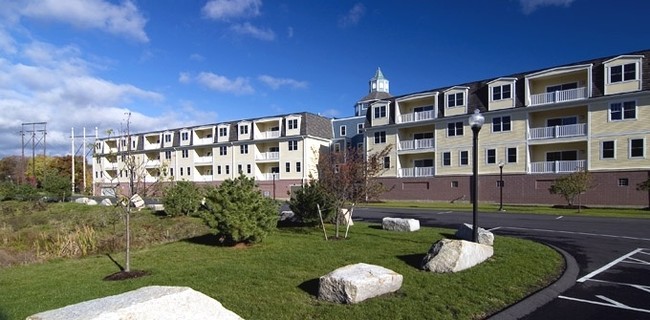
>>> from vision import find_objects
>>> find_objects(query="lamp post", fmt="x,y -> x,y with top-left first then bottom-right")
469,109 -> 484,243
498,161 -> 505,212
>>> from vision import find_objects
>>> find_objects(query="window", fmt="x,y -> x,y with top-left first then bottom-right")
333,143 -> 341,152
459,151 -> 469,166
447,122 -> 464,136
414,105 -> 434,113
219,127 -> 228,137
217,166 -> 222,175
618,178 -> 629,187
610,63 -> 637,83
164,151 -> 171,160
357,123 -> 364,134
240,144 -> 249,154
492,116 -> 511,132
285,162 -> 291,173
288,119 -> 298,130
219,146 -> 227,156
507,147 -> 517,163
414,159 -> 433,167
238,164 -> 243,173
239,125 -> 248,135
180,167 -> 183,176
451,181 -> 459,188
442,152 -> 451,166
547,82 -> 577,92
121,139 -> 127,147
492,84 -> 511,101
610,101 -> 636,121
486,149 -> 496,164
447,92 -> 464,107
602,141 -> 615,159
340,125 -> 346,136
383,156 -> 390,169
374,105 -> 386,118
546,151 -> 577,161
247,164 -> 251,174
547,117 -> 577,126
225,165 -> 230,174
132,140 -> 136,148
630,139 -> 644,158
170,168 -> 174,176
296,162 -> 301,172
374,131 -> 386,143
288,140 -> 298,151
182,150 -> 189,158
164,134 -> 172,143
181,132 -> 189,141
187,167 -> 191,176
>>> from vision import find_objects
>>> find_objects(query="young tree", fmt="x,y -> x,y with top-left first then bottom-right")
636,175 -> 650,209
288,174 -> 336,226
202,174 -> 278,244
549,169 -> 593,208
163,181 -> 204,217
317,143 -> 393,238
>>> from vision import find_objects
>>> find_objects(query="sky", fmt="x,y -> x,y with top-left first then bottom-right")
0,0 -> 649,159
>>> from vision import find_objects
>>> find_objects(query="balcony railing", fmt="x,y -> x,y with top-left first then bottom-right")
258,131 -> 281,139
259,173 -> 280,181
398,167 -> 435,178
256,152 -> 279,161
103,162 -> 118,170
145,160 -> 160,168
530,160 -> 586,173
529,87 -> 587,106
398,138 -> 435,151
143,142 -> 160,150
194,156 -> 213,164
529,123 -> 586,140
194,137 -> 214,145
397,110 -> 435,123
196,174 -> 213,182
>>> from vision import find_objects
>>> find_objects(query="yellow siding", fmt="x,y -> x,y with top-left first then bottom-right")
488,80 -> 516,111
606,81 -> 641,95
528,106 -> 587,128
589,137 -> 650,171
529,72 -> 587,95
529,142 -> 587,162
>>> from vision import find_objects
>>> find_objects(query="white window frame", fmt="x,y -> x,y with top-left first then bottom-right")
447,122 -> 464,137
374,131 -> 386,144
629,138 -> 645,159
486,148 -> 497,164
491,84 -> 512,101
492,116 -> 512,133
609,100 -> 637,121
240,144 -> 249,154
219,146 -> 227,156
601,140 -> 616,160
442,151 -> 451,166
506,147 -> 517,163
288,140 -> 298,151
459,150 -> 469,166
357,123 -> 364,134
373,105 -> 386,119
609,62 -> 638,84
447,92 -> 464,108
340,125 -> 347,136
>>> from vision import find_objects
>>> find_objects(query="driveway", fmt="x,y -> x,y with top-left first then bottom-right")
353,207 -> 650,319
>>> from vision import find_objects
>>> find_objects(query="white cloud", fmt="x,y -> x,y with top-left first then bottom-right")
519,0 -> 575,14
178,72 -> 191,84
190,53 -> 205,62
258,75 -> 307,90
202,0 -> 262,21
195,72 -> 254,95
19,0 -> 149,42
230,22 -> 275,41
338,3 -> 365,28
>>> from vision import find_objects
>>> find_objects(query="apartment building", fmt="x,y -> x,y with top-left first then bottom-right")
93,112 -> 332,198
364,49 -> 650,206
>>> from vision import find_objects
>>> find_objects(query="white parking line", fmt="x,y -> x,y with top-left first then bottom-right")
488,226 -> 501,232
578,248 -> 645,282
558,295 -> 650,313
556,216 -> 564,220
437,211 -> 451,215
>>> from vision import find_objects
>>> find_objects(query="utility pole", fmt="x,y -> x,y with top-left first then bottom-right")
20,122 -> 47,184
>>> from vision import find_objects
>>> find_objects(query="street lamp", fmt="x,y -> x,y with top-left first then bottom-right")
498,161 -> 505,212
469,109 -> 484,243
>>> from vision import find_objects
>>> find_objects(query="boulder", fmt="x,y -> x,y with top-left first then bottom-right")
75,197 -> 89,204
421,239 -> 493,273
319,263 -> 402,304
455,223 -> 494,246
100,198 -> 113,206
26,286 -> 243,320
338,208 -> 353,226
86,199 -> 98,206
382,217 -> 420,232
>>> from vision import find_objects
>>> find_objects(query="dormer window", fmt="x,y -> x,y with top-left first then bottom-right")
181,132 -> 189,141
373,105 -> 386,118
447,92 -> 464,107
288,119 -> 298,130
492,84 -> 511,101
240,125 -> 249,135
164,134 -> 172,143
610,63 -> 637,83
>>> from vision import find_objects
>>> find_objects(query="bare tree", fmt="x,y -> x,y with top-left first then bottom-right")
317,143 -> 392,238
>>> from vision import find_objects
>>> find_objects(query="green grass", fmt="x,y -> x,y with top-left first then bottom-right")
361,201 -> 650,219
0,223 -> 563,320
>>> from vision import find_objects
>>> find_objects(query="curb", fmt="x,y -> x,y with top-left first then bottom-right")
487,244 -> 579,320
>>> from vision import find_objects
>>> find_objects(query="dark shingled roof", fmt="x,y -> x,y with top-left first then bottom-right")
358,91 -> 392,102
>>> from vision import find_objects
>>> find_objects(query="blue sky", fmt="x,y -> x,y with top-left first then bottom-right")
0,0 -> 649,158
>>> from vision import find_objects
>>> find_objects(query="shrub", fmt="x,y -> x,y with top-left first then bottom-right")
41,171 -> 72,201
549,169 -> 593,206
163,181 -> 204,217
202,174 -> 278,244
288,178 -> 336,226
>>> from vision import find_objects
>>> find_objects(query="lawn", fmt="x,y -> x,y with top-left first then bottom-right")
0,222 -> 563,320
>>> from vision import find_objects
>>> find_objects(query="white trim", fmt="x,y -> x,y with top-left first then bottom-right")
600,140 -> 616,160
458,150 -> 469,166
628,137 -> 646,159
485,148 -> 497,164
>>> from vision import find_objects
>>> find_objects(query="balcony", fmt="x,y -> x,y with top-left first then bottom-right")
529,123 -> 587,140
397,110 -> 435,123
145,160 -> 161,168
398,167 -> 435,178
529,87 -> 587,106
398,138 -> 435,151
194,156 -> 213,164
194,137 -> 214,145
259,173 -> 280,181
103,162 -> 118,170
196,175 -> 213,182
258,131 -> 281,139
530,160 -> 586,173
256,152 -> 279,161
